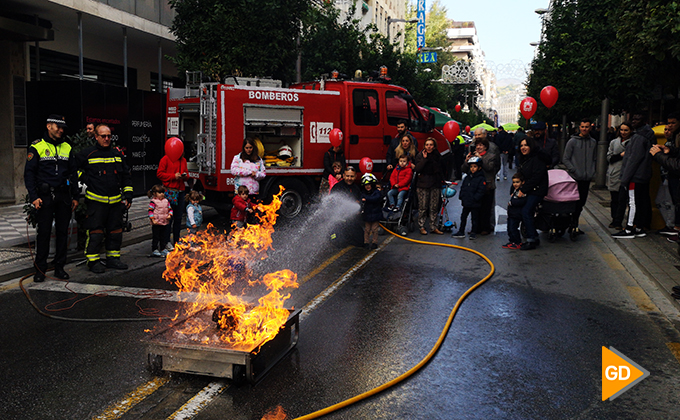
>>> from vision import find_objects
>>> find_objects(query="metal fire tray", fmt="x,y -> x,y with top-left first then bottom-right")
146,308 -> 300,384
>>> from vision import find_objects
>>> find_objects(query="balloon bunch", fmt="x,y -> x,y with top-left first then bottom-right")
519,86 -> 559,120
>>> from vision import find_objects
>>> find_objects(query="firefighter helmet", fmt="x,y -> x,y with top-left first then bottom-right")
278,145 -> 293,159
361,173 -> 378,185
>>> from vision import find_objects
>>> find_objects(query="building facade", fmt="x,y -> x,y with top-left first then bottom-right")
1,0 -> 178,204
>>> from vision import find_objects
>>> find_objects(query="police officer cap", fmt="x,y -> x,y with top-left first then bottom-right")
531,121 -> 547,130
46,114 -> 68,128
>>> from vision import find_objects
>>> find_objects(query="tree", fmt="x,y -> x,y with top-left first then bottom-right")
169,0 -> 308,83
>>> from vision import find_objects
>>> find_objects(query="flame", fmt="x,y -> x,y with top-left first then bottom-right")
261,406 -> 288,420
161,187 -> 298,350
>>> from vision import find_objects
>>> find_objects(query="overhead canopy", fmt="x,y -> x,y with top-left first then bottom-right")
471,123 -> 496,132
421,105 -> 457,128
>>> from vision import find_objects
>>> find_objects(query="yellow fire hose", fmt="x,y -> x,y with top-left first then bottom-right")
293,225 -> 496,420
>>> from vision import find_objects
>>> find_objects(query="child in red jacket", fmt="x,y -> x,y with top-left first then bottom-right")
230,185 -> 253,228
386,155 -> 413,211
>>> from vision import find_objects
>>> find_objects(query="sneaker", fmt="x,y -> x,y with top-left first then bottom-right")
612,229 -> 635,239
34,271 -> 46,283
392,207 -> 400,213
502,242 -> 520,249
667,235 -> 680,244
160,249 -> 170,257
151,249 -> 162,258
634,228 -> 646,238
496,176 -> 500,181
88,260 -> 106,274
520,242 -> 536,250
657,226 -> 678,236
106,258 -> 128,270
164,243 -> 174,252
451,231 -> 466,239
468,232 -> 476,240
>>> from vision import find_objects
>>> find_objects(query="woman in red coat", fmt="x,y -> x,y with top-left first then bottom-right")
157,152 -> 188,248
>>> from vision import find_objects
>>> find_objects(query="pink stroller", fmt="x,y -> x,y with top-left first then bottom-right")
535,169 -> 581,242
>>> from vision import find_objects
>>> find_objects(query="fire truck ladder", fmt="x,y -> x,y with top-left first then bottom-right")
198,83 -> 217,174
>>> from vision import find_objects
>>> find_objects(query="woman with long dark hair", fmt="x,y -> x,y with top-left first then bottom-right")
516,137 -> 548,250
414,138 -> 444,235
230,137 -> 266,197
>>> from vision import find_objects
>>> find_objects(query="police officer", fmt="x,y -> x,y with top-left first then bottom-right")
75,124 -> 133,273
24,114 -> 79,282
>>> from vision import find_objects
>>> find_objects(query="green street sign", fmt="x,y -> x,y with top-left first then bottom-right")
418,51 -> 438,63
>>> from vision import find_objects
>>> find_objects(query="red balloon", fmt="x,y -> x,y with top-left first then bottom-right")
520,97 -> 538,120
443,120 -> 460,141
465,125 -> 471,134
540,86 -> 559,109
454,104 -> 462,113
359,157 -> 374,174
165,137 -> 184,162
329,128 -> 343,147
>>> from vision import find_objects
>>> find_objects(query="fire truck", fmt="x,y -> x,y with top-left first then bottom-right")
165,71 -> 451,218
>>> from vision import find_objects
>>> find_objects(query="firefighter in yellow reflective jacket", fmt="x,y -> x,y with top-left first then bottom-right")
75,124 -> 133,273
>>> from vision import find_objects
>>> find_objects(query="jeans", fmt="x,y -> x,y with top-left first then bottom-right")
387,189 -> 408,208
164,190 -> 186,245
521,195 -> 541,242
507,216 -> 522,244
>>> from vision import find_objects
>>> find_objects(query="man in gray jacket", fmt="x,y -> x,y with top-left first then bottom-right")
563,118 -> 597,233
613,113 -> 654,238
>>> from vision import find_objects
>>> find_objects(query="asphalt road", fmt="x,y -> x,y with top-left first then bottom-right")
1,185 -> 680,420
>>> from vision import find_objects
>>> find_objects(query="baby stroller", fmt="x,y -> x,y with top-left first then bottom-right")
436,181 -> 457,232
381,173 -> 417,236
534,169 -> 580,242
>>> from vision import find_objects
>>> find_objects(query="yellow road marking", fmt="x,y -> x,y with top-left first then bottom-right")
666,342 -> 680,366
602,253 -> 625,271
92,376 -> 169,420
626,286 -> 659,312
297,246 -> 353,286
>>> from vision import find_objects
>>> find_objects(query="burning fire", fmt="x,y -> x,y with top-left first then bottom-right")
261,406 -> 288,420
161,188 -> 298,350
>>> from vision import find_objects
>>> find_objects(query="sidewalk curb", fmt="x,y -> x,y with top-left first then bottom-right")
0,228 -> 153,284
585,187 -> 680,328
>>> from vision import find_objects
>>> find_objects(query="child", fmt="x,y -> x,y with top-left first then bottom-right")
328,161 -> 343,192
360,173 -> 383,250
503,173 -> 527,249
452,157 -> 486,240
231,185 -> 253,228
148,184 -> 173,257
186,190 -> 204,235
387,155 -> 413,211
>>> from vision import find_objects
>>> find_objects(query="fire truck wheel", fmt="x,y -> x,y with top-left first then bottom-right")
275,179 -> 308,219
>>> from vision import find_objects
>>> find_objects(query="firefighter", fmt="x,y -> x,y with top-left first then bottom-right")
24,114 -> 79,282
75,124 -> 133,273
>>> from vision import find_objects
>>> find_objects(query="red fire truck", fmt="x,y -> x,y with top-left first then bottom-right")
166,73 -> 451,218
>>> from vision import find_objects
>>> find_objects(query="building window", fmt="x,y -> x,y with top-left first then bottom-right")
29,46 -> 137,88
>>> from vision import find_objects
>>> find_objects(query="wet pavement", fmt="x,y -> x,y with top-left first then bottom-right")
1,179 -> 680,419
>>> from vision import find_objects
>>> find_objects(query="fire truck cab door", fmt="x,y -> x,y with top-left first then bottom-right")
347,87 -> 384,168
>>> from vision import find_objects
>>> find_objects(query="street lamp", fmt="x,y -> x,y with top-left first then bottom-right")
535,8 -> 549,15
529,42 -> 540,47
386,17 -> 419,43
